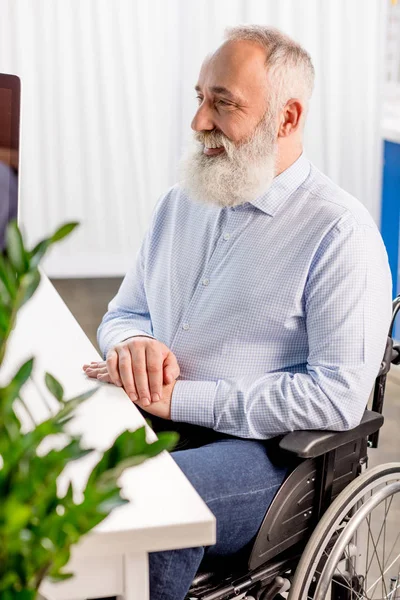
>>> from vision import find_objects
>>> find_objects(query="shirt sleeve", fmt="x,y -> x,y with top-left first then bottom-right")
171,214 -> 392,439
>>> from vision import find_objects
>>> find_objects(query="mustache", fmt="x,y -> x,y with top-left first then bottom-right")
193,130 -> 229,149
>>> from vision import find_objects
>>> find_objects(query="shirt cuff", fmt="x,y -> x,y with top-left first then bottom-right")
120,333 -> 156,342
171,380 -> 217,429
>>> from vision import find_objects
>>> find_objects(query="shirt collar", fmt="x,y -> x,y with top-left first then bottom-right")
249,153 -> 311,216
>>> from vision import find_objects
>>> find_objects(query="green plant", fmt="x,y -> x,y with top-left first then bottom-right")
0,220 -> 179,600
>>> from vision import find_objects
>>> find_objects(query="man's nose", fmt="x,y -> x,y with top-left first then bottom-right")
191,102 -> 215,132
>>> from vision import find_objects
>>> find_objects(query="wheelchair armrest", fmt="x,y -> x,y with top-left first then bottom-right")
278,410 -> 384,459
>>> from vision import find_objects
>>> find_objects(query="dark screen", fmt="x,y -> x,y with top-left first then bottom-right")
0,83 -> 19,250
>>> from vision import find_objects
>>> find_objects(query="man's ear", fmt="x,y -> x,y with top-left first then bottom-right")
278,99 -> 303,137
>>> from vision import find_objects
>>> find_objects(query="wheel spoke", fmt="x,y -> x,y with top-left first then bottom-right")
343,545 -> 370,600
366,508 -> 372,593
391,580 -> 400,600
310,565 -> 367,600
365,511 -> 390,599
366,551 -> 400,595
382,532 -> 400,573
366,495 -> 394,576
383,496 -> 387,574
313,541 -> 369,598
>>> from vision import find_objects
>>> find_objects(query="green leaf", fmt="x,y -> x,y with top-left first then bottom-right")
0,277 -> 12,307
1,591 -> 37,600
0,252 -> 18,298
0,358 -> 35,421
18,270 -> 41,308
47,571 -> 74,582
40,439 -> 93,466
0,303 -> 10,333
88,426 -> 179,489
0,573 -> 21,594
25,223 -> 79,273
4,412 -> 64,466
5,220 -> 28,275
3,500 -> 32,532
63,481 -> 74,504
10,358 -> 34,392
97,493 -> 129,513
28,239 -> 51,269
151,430 -> 179,454
54,386 -> 98,424
50,222 -> 79,243
44,373 -> 64,402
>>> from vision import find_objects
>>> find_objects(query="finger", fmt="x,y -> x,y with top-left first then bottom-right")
83,361 -> 106,370
86,366 -> 108,377
116,346 -> 138,401
163,352 -> 180,384
84,367 -> 104,379
129,344 -> 151,406
106,350 -> 122,386
85,371 -> 98,379
144,344 -> 163,403
86,365 -> 108,372
97,372 -> 113,383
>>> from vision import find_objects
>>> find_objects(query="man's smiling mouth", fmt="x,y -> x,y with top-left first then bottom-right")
203,145 -> 225,156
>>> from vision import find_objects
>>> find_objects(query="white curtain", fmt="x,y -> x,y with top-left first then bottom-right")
0,0 -> 387,277
387,0 -> 400,85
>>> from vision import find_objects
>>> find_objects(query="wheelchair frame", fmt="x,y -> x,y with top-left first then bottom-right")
187,295 -> 400,600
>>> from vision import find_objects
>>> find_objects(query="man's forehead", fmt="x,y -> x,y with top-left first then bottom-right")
195,40 -> 267,97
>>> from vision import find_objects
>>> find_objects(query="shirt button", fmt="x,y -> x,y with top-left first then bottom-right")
223,233 -> 231,240
182,322 -> 190,331
202,278 -> 209,286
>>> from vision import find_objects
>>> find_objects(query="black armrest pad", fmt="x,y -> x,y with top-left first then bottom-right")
278,410 -> 384,459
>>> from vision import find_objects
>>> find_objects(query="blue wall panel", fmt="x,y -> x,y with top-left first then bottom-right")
381,140 -> 400,339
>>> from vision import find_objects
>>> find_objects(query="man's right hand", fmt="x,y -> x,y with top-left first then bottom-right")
83,337 -> 180,406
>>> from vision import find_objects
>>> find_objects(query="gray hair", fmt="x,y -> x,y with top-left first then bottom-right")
224,25 -> 315,112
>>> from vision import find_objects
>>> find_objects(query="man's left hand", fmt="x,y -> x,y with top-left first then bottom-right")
135,379 -> 176,420
83,360 -> 176,419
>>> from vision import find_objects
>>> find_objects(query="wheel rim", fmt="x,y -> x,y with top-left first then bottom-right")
289,464 -> 400,600
314,480 -> 400,600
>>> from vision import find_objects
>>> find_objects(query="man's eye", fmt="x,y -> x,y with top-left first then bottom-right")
196,95 -> 203,103
216,99 -> 231,106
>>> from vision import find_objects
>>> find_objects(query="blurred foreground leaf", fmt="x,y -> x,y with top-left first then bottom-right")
0,220 -> 179,597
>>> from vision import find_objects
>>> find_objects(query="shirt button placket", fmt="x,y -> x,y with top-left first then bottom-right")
179,229 -> 233,339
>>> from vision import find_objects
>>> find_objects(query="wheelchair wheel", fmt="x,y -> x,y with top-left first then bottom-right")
289,463 -> 400,600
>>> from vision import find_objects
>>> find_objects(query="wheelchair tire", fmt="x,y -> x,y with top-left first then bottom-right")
289,462 -> 400,600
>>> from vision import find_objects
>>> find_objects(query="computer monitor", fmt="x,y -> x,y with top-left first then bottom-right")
0,74 -> 20,250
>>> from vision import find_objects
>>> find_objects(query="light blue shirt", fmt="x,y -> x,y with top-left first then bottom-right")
98,154 -> 392,439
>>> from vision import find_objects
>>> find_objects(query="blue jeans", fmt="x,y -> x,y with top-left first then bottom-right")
141,412 -> 288,600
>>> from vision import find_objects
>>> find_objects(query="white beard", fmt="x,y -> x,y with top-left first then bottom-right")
178,111 -> 278,208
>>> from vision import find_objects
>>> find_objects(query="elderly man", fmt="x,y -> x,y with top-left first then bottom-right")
83,25 -> 392,600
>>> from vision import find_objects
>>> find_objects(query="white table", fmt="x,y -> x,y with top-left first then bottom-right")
1,273 -> 216,600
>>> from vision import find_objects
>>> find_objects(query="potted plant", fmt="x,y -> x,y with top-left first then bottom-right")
0,220 -> 178,600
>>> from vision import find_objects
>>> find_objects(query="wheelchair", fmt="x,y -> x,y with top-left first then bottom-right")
186,295 -> 400,600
